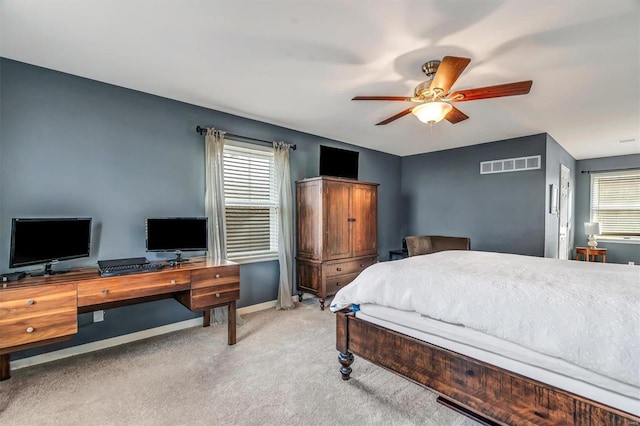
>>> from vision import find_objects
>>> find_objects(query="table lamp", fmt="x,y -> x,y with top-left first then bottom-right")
584,222 -> 600,248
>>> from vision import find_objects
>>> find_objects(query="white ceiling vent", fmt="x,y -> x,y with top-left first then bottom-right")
480,155 -> 541,175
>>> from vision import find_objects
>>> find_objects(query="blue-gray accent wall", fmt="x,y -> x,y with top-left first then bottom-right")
575,154 -> 640,265
400,133 -> 548,256
0,58 -> 402,358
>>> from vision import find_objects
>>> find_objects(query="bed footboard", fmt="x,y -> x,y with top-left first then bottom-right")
335,309 -> 640,426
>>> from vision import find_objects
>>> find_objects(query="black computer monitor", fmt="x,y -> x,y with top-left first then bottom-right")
145,217 -> 208,263
10,217 -> 92,275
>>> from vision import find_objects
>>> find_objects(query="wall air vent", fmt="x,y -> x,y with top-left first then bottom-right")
480,155 -> 541,175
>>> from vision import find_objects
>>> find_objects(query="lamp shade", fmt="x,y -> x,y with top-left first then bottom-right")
411,101 -> 453,124
584,222 -> 600,235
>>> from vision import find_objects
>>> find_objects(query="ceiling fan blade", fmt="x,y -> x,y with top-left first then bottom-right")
375,107 -> 415,125
445,106 -> 469,124
429,56 -> 471,95
352,96 -> 413,101
449,80 -> 533,102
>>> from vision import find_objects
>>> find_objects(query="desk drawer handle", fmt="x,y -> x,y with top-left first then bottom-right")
360,264 -> 365,268
27,299 -> 34,305
336,268 -> 342,272
215,274 -> 221,278
170,279 -> 176,285
336,282 -> 342,287
26,327 -> 34,333
101,289 -> 109,294
215,293 -> 221,298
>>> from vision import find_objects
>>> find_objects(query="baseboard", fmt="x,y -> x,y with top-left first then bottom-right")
12,294 -> 314,371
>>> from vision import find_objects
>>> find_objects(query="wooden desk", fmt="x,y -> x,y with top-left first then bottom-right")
0,258 -> 239,381
575,247 -> 607,263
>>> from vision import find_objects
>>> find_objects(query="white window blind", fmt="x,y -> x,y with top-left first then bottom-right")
223,142 -> 278,259
590,169 -> 640,236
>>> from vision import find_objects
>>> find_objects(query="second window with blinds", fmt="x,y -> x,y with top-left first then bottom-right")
590,169 -> 640,241
224,141 -> 278,262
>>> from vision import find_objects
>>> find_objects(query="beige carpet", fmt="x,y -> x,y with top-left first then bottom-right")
0,299 -> 477,425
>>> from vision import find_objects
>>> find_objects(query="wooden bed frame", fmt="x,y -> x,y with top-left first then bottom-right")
336,309 -> 640,426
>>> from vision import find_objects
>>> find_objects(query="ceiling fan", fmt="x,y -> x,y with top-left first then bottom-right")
352,56 -> 533,126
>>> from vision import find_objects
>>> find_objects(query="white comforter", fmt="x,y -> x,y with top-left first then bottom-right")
330,251 -> 640,387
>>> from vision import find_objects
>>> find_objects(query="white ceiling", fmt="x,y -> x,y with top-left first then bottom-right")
1,0 -> 639,159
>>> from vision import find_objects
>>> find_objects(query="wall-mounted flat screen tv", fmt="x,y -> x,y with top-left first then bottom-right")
319,145 -> 359,179
10,217 -> 92,274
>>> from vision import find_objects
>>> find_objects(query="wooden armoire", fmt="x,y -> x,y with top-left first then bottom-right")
296,176 -> 378,310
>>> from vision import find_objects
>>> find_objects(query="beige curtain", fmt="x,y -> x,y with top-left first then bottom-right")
205,129 -> 227,260
274,141 -> 294,309
204,129 -> 242,324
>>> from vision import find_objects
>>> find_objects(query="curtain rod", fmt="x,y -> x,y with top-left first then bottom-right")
196,126 -> 296,150
580,167 -> 639,174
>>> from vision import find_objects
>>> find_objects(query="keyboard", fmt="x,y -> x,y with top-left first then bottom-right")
98,257 -> 164,277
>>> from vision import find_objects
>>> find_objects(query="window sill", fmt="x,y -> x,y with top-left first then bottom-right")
227,253 -> 279,264
596,237 -> 640,245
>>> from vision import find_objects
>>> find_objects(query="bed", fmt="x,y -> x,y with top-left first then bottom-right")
330,251 -> 640,425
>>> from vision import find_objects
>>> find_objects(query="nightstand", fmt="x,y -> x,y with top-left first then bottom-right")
389,249 -> 408,260
575,247 -> 607,263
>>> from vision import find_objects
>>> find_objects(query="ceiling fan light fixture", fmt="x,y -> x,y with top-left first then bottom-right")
411,101 -> 453,124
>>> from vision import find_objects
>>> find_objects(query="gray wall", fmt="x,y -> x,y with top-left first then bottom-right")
544,134 -> 576,258
0,58 -> 402,358
400,134 -> 548,256
574,154 -> 640,264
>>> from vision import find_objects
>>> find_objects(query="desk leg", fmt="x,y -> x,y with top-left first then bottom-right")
203,309 -> 211,327
1,354 -> 10,381
228,301 -> 236,346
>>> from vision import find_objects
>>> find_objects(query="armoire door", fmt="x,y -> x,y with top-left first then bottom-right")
296,180 -> 323,259
323,180 -> 352,260
351,184 -> 378,257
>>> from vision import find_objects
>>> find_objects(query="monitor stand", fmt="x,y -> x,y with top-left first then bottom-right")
30,263 -> 69,277
168,252 -> 189,264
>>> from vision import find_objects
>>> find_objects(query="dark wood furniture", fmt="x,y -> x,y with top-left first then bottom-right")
405,235 -> 471,257
336,310 -> 639,425
0,258 -> 239,381
296,176 -> 378,310
575,247 -> 607,263
389,249 -> 408,260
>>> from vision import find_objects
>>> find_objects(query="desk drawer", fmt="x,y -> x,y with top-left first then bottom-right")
0,284 -> 77,320
0,310 -> 77,349
323,257 -> 376,278
77,271 -> 191,306
325,272 -> 360,296
0,283 -> 78,349
190,284 -> 240,310
191,266 -> 240,290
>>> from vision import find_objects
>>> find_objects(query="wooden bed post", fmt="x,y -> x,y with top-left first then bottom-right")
338,352 -> 354,380
336,309 -> 354,380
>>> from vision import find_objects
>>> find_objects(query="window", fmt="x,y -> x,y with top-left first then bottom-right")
223,141 -> 278,261
590,169 -> 640,238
